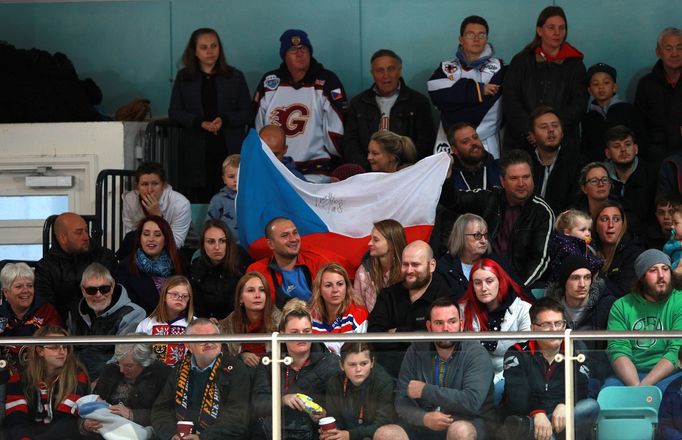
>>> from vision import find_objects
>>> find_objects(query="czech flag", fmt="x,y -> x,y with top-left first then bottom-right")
236,129 -> 450,269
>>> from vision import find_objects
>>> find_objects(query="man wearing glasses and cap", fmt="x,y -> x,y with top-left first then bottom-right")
66,262 -> 145,380
254,29 -> 347,183
501,297 -> 599,440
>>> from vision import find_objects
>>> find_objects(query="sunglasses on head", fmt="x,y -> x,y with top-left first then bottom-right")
82,284 -> 112,296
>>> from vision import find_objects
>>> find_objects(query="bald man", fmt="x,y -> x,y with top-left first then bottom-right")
35,212 -> 117,319
368,240 -> 454,376
259,125 -> 307,181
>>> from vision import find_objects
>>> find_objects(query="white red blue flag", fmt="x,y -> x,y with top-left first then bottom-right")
236,129 -> 450,268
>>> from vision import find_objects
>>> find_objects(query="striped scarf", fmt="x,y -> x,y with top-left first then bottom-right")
174,352 -> 222,433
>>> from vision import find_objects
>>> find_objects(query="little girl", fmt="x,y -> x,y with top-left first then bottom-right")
547,209 -> 603,282
323,343 -> 396,440
663,207 -> 682,269
135,275 -> 195,366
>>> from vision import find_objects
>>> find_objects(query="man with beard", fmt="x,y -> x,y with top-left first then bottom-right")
529,106 -> 584,214
603,125 -> 658,236
606,249 -> 682,390
368,241 -> 453,377
447,122 -> 501,191
374,297 -> 494,440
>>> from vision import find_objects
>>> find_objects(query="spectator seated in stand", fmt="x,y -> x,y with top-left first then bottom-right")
190,219 -> 249,319
4,326 -> 89,440
116,216 -> 187,315
121,161 -> 195,258
353,219 -> 407,313
547,209 -> 603,284
35,211 -> 117,320
642,192 -> 682,251
135,275 -> 195,366
0,262 -> 62,375
309,262 -> 368,355
67,262 -> 145,380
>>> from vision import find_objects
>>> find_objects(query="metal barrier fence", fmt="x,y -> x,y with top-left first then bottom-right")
3,330 -> 681,440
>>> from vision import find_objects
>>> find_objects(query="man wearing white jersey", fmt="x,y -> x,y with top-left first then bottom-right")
428,15 -> 504,158
254,29 -> 347,183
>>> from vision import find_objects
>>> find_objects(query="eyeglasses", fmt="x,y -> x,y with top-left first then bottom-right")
463,32 -> 488,40
82,284 -> 112,296
287,45 -> 309,54
166,292 -> 190,301
465,232 -> 488,241
586,177 -> 610,186
598,215 -> 622,224
534,320 -> 567,330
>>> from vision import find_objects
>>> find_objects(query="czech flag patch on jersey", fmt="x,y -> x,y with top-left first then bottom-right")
330,88 -> 343,101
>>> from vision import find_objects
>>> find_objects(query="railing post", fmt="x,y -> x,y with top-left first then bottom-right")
262,331 -> 291,440
557,328 -> 585,440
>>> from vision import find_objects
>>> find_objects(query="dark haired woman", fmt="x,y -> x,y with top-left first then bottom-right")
190,219 -> 250,319
502,5 -> 587,152
116,216 -> 186,314
169,27 -> 252,202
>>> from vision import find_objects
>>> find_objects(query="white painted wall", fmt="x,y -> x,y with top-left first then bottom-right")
0,122 -> 140,258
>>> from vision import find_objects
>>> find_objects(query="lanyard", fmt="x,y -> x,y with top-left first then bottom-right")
343,377 -> 367,425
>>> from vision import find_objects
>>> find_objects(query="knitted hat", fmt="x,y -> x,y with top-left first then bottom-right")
634,249 -> 671,280
279,29 -> 313,60
331,164 -> 366,182
586,62 -> 617,84
557,255 -> 592,287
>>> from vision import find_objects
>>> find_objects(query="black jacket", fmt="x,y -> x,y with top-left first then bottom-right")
343,78 -> 434,169
502,49 -> 587,153
531,147 -> 586,215
94,360 -> 171,427
35,243 -> 117,320
503,340 -> 590,416
606,159 -> 658,237
325,364 -> 396,440
635,60 -> 682,163
190,252 -> 250,319
253,343 -> 340,440
152,353 -> 251,440
440,186 -> 554,285
581,101 -> 645,163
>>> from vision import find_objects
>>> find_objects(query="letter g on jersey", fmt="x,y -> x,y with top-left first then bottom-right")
270,104 -> 310,137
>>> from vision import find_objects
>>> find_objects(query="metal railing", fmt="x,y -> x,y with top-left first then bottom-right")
3,330 -> 681,440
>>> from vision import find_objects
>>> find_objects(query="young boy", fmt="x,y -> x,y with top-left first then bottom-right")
641,192 -> 682,251
207,154 -> 239,243
581,63 -> 644,162
658,346 -> 682,438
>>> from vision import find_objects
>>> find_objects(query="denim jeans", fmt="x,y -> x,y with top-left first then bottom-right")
603,370 -> 682,393
526,398 -> 600,440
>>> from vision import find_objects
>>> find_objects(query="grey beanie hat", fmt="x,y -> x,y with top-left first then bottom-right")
634,249 -> 671,280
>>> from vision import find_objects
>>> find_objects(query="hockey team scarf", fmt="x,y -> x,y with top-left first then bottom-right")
174,352 -> 222,433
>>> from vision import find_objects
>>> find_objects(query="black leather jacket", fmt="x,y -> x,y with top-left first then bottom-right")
440,185 -> 554,285
343,78 -> 434,169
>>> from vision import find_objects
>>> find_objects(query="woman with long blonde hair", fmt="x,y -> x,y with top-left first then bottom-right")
310,263 -> 368,355
4,325 -> 89,440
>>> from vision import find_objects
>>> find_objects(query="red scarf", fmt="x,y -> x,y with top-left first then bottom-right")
535,42 -> 583,63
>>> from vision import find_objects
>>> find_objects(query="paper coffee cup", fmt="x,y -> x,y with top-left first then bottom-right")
319,417 -> 337,431
177,421 -> 194,437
